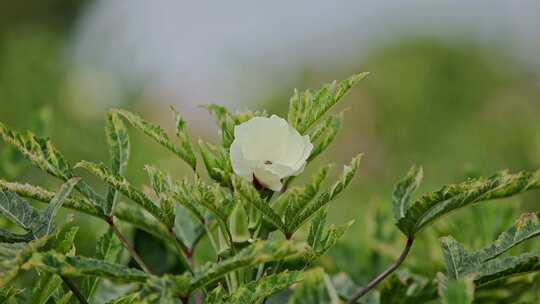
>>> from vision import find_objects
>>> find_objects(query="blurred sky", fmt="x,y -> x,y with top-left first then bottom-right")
72,0 -> 540,111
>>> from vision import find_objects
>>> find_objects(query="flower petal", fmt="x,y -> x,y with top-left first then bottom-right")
276,125 -> 313,172
230,138 -> 254,181
234,115 -> 289,162
253,166 -> 283,191
230,114 -> 313,192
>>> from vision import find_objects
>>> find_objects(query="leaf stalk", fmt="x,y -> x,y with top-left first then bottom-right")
347,236 -> 415,303
106,216 -> 153,274
61,275 -> 89,304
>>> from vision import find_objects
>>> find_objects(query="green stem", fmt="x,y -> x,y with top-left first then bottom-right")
225,272 -> 233,292
255,264 -> 265,281
171,233 -> 195,274
107,216 -> 153,274
204,222 -> 219,255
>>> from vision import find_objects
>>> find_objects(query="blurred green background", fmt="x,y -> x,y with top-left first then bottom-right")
1,0 -> 540,295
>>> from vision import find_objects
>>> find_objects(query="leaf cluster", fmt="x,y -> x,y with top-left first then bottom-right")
0,73 -> 366,303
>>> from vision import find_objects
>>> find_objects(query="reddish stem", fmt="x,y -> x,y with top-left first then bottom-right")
347,236 -> 415,303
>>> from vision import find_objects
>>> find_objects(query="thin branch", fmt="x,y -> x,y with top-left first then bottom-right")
170,232 -> 195,274
106,216 -> 153,274
185,247 -> 201,304
347,236 -> 415,303
61,275 -> 89,304
195,291 -> 203,304
203,221 -> 219,255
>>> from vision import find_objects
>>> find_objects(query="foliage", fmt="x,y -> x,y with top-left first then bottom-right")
0,74 -> 365,303
1,68 -> 540,303
353,165 -> 540,304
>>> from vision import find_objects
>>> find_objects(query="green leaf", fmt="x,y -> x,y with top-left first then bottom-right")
0,179 -> 104,218
440,235 -> 540,287
0,179 -> 78,241
279,165 -> 330,225
473,212 -> 540,263
173,205 -> 204,250
307,112 -> 344,162
107,293 -> 139,304
392,165 -> 423,223
307,209 -> 327,249
190,240 -> 296,291
105,111 -> 131,215
171,177 -> 234,249
32,177 -> 80,238
51,225 -> 79,254
161,197 -> 177,230
0,180 -> 177,253
306,209 -> 353,262
110,291 -> 161,304
206,286 -> 227,304
0,122 -> 72,180
95,280 -> 142,303
0,190 -> 41,233
0,243 -> 27,287
31,226 -> 79,304
97,229 -> 123,261
30,272 -> 63,304
27,251 -> 150,282
229,200 -> 251,243
145,165 -> 176,228
325,154 -> 362,199
204,104 -> 239,148
397,170 -> 540,236
473,252 -> 540,287
232,176 -> 286,232
76,161 -> 164,223
440,277 -> 475,304
199,140 -> 233,187
203,104 -> 264,148
288,73 -> 368,134
0,228 -> 32,243
53,291 -> 73,304
114,109 -> 196,170
147,273 -> 191,298
0,122 -> 106,210
114,203 -> 178,252
288,268 -> 332,304
0,286 -> 22,304
226,271 -> 302,303
0,236 -> 50,286
288,154 -> 362,234
83,228 -> 123,300
440,236 -> 469,280
171,107 -> 197,169
145,165 -> 173,197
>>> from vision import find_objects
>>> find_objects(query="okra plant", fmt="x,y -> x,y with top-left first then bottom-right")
0,72 -> 539,304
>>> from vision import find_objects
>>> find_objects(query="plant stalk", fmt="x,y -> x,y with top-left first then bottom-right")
347,236 -> 415,303
61,275 -> 89,304
204,222 -> 219,255
170,232 -> 195,274
106,216 -> 153,274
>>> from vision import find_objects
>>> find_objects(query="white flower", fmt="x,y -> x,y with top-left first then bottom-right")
230,115 -> 313,191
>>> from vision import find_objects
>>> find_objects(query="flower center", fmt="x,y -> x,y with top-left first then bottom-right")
252,174 -> 264,191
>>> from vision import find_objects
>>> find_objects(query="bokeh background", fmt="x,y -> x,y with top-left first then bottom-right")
2,0 -> 540,292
